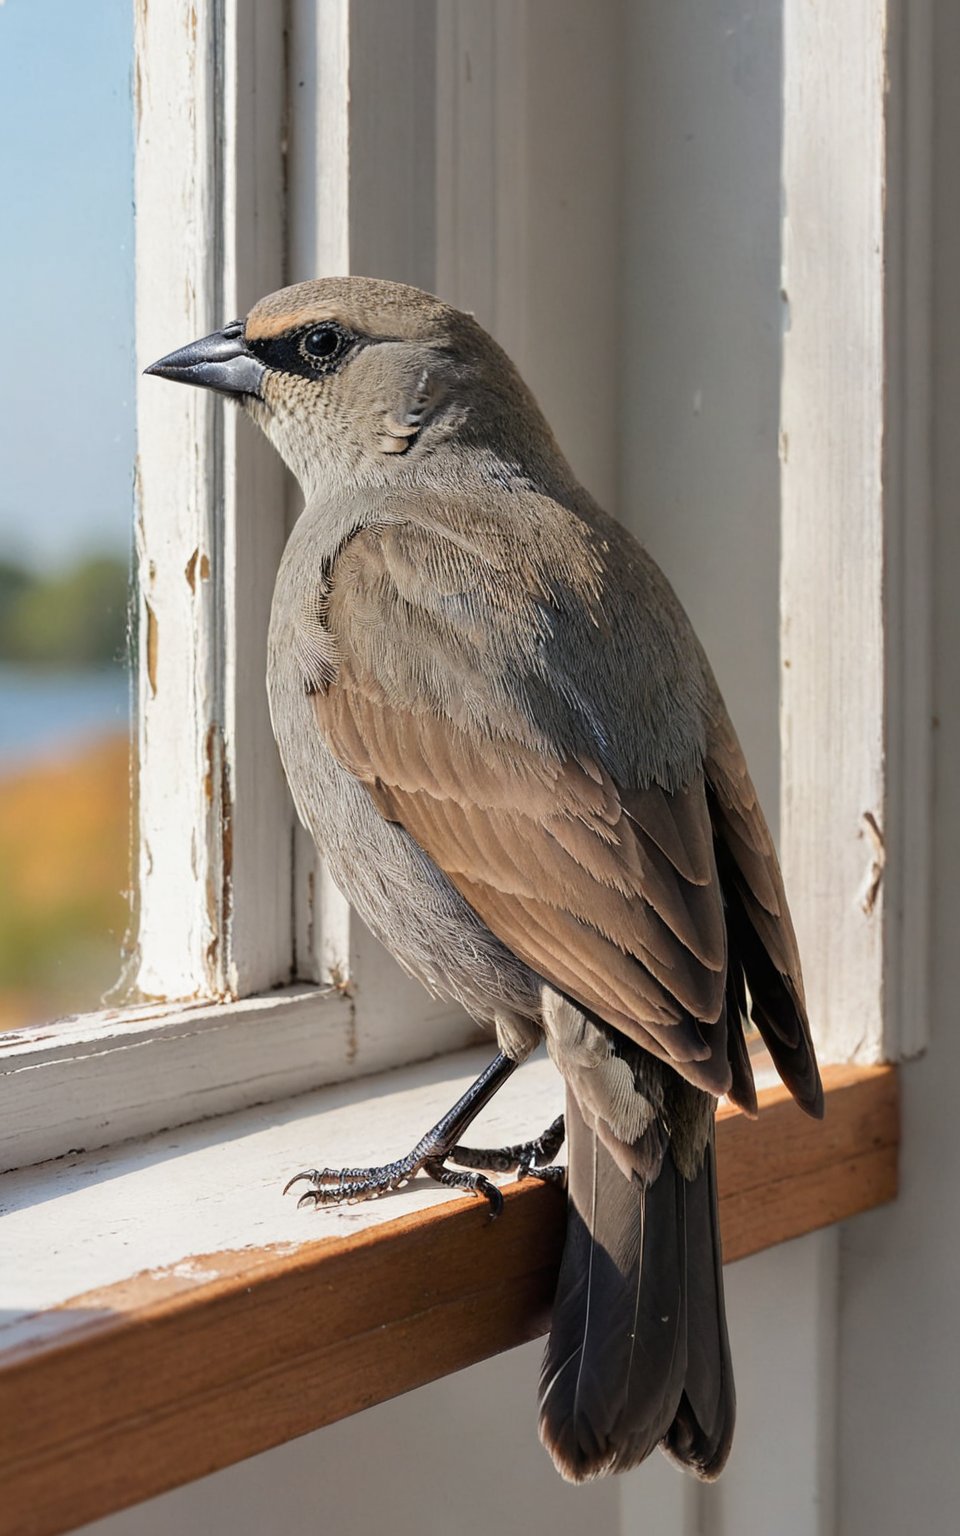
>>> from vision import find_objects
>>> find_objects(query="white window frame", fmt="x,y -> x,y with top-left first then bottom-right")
0,0 -> 931,1177
0,0 -> 476,1173
780,0 -> 933,1067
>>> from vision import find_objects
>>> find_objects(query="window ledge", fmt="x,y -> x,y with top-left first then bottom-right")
0,1048 -> 898,1536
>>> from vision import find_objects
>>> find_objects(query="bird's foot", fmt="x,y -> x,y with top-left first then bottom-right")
284,1150 -> 504,1216
422,1158 -> 503,1215
284,1153 -> 422,1208
284,1051 -> 522,1217
448,1113 -> 566,1186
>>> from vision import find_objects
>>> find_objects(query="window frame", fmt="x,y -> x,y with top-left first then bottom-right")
0,1056 -> 898,1536
0,5 -> 925,1528
779,0 -> 933,1067
0,0 -> 931,1178
0,0 -> 479,1174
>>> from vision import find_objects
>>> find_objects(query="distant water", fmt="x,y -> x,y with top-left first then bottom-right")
0,663 -> 130,768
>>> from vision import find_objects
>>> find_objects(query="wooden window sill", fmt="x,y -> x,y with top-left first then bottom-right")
0,1048 -> 898,1536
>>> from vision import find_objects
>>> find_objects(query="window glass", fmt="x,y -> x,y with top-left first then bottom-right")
0,0 -> 135,1029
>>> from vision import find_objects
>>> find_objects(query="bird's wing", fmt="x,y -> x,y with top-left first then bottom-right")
306,508 -> 736,1096
705,709 -> 823,1115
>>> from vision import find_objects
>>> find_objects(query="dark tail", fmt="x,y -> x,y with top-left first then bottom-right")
538,1092 -> 734,1482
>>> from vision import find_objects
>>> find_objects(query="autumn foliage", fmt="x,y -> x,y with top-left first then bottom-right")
0,734 -> 131,1029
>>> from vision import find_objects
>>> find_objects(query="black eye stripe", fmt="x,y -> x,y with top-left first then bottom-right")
246,322 -> 360,379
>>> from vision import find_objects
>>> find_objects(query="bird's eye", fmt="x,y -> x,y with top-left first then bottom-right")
301,325 -> 347,366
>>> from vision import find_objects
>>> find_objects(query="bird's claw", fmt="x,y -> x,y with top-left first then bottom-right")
283,1159 -> 414,1207
282,1154 -> 503,1212
282,1053 -> 534,1218
283,1168 -> 323,1197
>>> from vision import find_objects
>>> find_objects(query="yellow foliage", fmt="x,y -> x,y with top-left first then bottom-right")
0,735 -> 132,1029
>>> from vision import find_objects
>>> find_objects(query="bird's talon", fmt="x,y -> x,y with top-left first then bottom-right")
283,1169 -> 319,1196
481,1179 -> 504,1219
462,1169 -> 503,1216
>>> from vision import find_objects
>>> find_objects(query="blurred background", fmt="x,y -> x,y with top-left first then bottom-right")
0,0 -> 134,1029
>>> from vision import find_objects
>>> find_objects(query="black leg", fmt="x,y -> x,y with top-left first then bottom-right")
448,1114 -> 566,1186
284,1051 -> 519,1214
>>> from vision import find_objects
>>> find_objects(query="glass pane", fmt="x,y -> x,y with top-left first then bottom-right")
0,0 -> 134,1029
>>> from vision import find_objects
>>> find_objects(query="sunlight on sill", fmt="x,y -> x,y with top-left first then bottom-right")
0,1047 -> 898,1536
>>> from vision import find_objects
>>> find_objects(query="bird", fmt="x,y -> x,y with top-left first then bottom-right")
146,276 -> 823,1484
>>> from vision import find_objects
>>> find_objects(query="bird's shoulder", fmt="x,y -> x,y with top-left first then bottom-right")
327,482 -> 609,631
292,483 -> 817,1106
308,482 -> 711,790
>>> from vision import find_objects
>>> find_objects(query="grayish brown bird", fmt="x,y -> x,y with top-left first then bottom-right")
147,277 -> 823,1483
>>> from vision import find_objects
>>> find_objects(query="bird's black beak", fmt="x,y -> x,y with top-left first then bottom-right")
144,321 -> 265,399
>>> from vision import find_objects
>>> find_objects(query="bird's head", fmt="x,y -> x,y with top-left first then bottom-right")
145,276 -> 562,499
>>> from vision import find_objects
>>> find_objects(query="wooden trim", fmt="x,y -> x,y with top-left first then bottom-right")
134,0 -> 230,999
219,0 -> 295,997
282,0 -> 476,1042
780,0 -> 934,1064
0,1065 -> 898,1536
0,988 -> 477,1176
780,0 -> 888,1066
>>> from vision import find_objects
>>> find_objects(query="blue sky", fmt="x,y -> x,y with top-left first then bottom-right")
0,0 -> 134,571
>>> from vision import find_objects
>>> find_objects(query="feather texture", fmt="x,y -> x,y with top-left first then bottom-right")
294,492 -> 820,1481
705,710 -> 823,1117
311,515 -> 740,1096
539,1092 -> 734,1482
215,275 -> 828,1483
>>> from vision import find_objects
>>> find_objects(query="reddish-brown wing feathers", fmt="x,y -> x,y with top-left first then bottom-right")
309,509 -> 736,1096
308,518 -> 821,1116
316,678 -> 731,1092
705,713 -> 823,1116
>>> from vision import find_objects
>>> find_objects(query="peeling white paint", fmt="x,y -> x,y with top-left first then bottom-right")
134,0 -> 226,1002
857,810 -> 886,916
0,1047 -> 564,1339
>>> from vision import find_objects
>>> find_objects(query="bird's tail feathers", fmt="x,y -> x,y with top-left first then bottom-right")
538,1093 -> 734,1482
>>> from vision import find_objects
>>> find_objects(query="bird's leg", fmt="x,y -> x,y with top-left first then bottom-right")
447,1114 -> 567,1186
284,1051 -> 518,1216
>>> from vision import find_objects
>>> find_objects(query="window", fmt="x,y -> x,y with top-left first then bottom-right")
1,2 -> 927,1173
1,0 -> 478,1173
2,3 -> 926,1177
0,0 -> 135,1035
1,5 -> 918,1530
